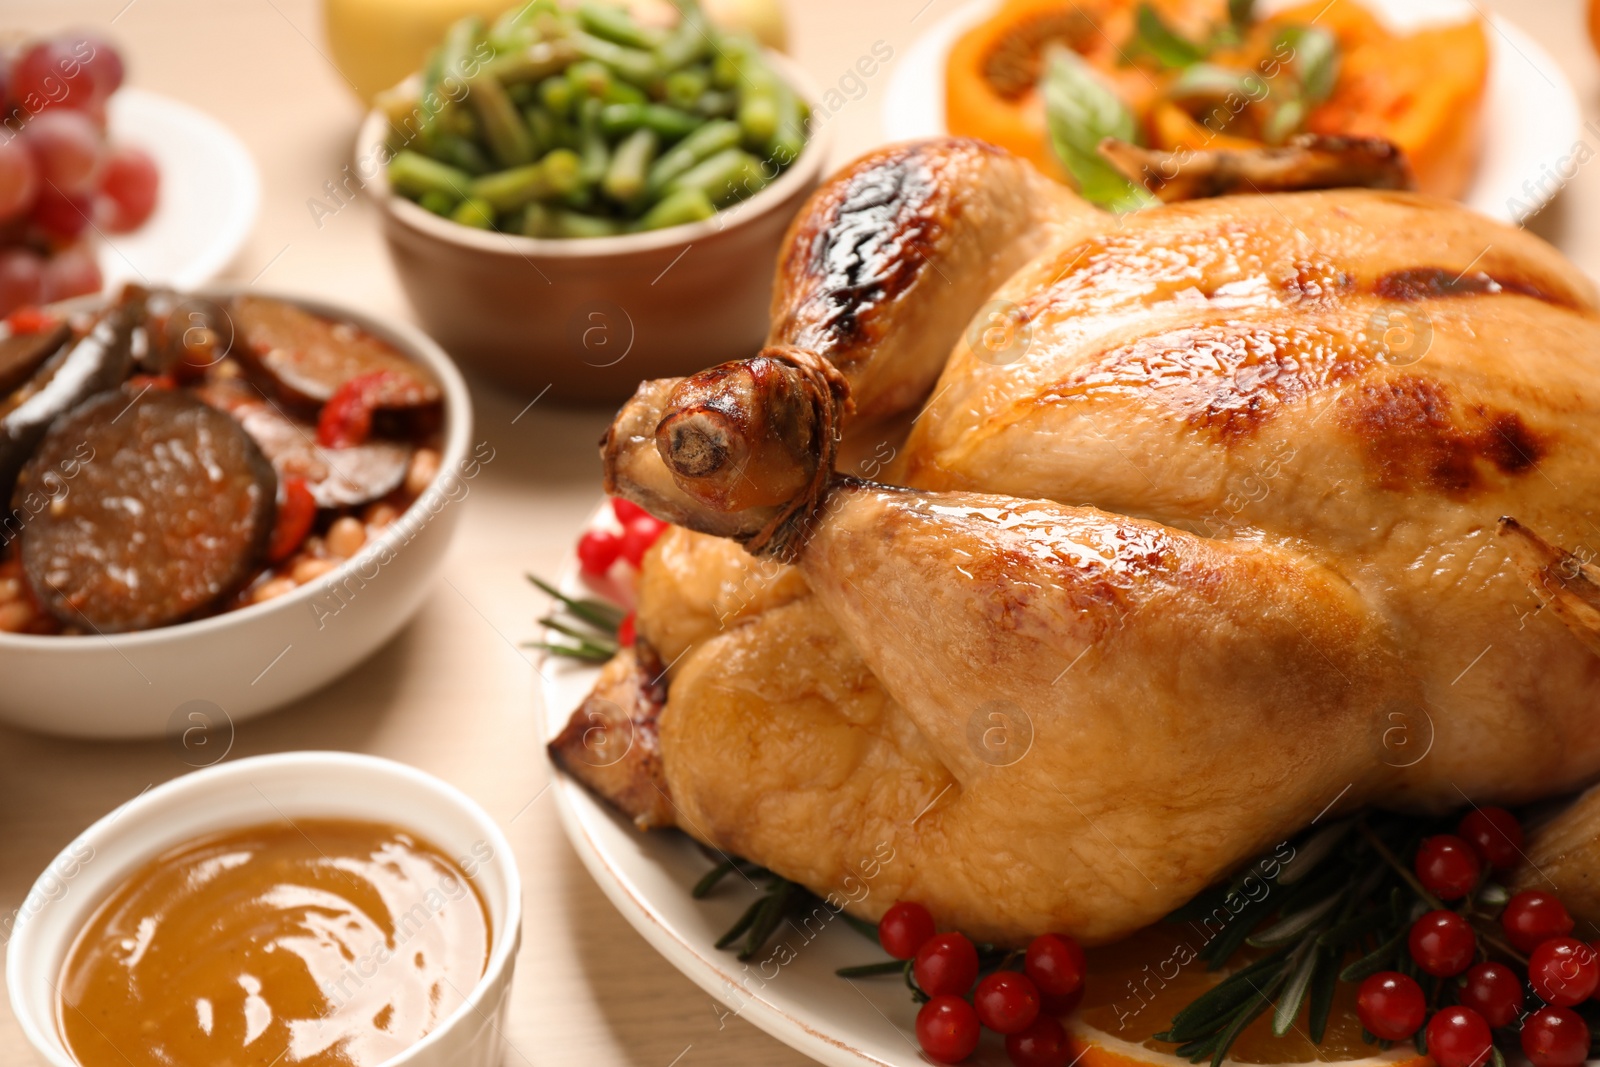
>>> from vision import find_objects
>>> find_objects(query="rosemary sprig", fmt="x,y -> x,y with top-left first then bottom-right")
694,856 -> 824,961
524,572 -> 625,661
839,911 -> 883,942
836,960 -> 907,978
526,573 -> 627,630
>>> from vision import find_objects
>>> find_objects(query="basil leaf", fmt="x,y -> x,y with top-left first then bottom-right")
1277,24 -> 1340,106
1135,3 -> 1204,68
1166,62 -> 1265,102
1262,97 -> 1305,145
1042,48 -> 1157,213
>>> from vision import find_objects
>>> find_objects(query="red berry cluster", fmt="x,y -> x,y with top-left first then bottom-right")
577,497 -> 668,581
0,32 -> 159,317
1355,808 -> 1595,1067
576,498 -> 669,644
877,901 -> 1086,1065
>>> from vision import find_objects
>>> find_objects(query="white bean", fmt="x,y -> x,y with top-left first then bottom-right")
326,517 -> 367,559
252,577 -> 298,604
0,601 -> 32,632
405,448 -> 441,497
292,558 -> 339,584
364,503 -> 400,528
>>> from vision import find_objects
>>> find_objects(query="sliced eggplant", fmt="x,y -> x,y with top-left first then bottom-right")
15,387 -> 277,632
0,302 -> 138,504
0,320 -> 71,397
231,295 -> 441,409
142,290 -> 235,376
195,378 -> 412,508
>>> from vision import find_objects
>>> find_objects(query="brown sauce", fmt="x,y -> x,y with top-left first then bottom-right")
58,819 -> 491,1067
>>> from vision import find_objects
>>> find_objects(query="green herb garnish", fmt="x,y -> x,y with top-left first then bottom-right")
525,572 -> 625,661
1042,48 -> 1158,213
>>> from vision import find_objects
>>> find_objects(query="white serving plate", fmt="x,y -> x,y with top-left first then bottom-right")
881,0 -> 1582,225
98,87 -> 260,290
539,509 -> 1006,1067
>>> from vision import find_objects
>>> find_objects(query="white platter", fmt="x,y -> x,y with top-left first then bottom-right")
98,87 -> 260,291
539,507 -> 993,1067
880,0 -> 1582,225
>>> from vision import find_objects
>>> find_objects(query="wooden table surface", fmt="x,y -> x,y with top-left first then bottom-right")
0,0 -> 1594,1064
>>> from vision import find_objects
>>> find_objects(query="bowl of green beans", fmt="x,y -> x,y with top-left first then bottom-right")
360,0 -> 830,404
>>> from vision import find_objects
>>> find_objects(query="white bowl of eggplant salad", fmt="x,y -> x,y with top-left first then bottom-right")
361,0 -> 829,402
0,286 -> 473,739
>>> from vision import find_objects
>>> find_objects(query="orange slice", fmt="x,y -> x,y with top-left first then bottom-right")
1065,926 -> 1432,1067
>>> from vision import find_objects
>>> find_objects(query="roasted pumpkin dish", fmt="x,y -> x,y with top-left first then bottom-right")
945,0 -> 1488,203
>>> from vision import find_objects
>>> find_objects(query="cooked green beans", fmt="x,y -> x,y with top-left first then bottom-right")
469,149 -> 583,210
599,102 -> 701,140
637,187 -> 716,230
603,128 -> 659,204
468,73 -> 534,167
389,151 -> 473,200
578,1 -> 666,50
665,147 -> 767,207
646,119 -> 740,196
386,0 -> 809,238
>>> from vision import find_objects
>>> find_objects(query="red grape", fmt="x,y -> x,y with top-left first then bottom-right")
24,108 -> 102,195
913,932 -> 979,998
1529,937 -> 1600,1007
69,32 -> 125,98
39,243 -> 101,303
1457,807 -> 1523,870
30,185 -> 92,239
1415,835 -> 1482,900
10,39 -> 99,116
1522,1006 -> 1591,1067
1503,891 -> 1575,954
0,140 -> 40,222
1408,910 -> 1476,977
1460,962 -> 1523,1028
0,248 -> 44,317
99,144 -> 158,232
1025,934 -> 1086,998
1355,972 -> 1426,1041
975,971 -> 1041,1035
1425,1007 -> 1493,1067
1007,1015 -> 1070,1067
878,901 -> 936,961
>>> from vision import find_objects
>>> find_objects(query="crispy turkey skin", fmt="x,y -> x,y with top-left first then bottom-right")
552,138 -> 1600,946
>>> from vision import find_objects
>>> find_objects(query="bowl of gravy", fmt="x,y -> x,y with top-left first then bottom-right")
6,752 -> 521,1067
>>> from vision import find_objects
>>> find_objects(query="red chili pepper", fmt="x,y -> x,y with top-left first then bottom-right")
6,306 -> 58,335
266,476 -> 316,563
316,371 -> 396,448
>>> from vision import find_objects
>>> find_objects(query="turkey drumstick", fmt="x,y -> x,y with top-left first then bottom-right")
600,139 -> 1090,527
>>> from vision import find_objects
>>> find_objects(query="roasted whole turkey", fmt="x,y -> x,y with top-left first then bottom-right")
551,138 -> 1600,946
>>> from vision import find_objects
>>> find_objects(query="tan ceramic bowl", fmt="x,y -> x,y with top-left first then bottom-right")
361,54 -> 829,405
